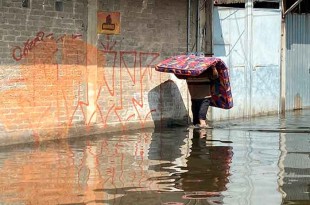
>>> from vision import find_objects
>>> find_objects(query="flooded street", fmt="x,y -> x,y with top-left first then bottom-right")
0,110 -> 309,205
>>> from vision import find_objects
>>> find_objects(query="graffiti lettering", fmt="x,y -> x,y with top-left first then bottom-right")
2,30 -> 169,142
12,31 -> 45,61
12,31 -> 83,61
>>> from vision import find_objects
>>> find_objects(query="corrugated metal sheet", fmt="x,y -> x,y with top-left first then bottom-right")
286,14 -> 310,110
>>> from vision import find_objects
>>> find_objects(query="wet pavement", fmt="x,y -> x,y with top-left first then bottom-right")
0,110 -> 309,205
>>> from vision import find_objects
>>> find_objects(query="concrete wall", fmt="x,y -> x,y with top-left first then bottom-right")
0,0 -> 189,145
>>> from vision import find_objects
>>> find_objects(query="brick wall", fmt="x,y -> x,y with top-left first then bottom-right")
96,0 -> 188,128
0,0 -> 189,145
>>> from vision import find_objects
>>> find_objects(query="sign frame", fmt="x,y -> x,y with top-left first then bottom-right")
97,12 -> 121,34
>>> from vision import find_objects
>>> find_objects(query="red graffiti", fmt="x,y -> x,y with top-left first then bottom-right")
94,48 -> 160,130
1,30 -> 170,141
12,31 -> 83,61
12,31 -> 44,61
100,35 -> 117,51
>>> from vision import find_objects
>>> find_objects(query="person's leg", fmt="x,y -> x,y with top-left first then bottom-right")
191,99 -> 201,125
198,98 -> 211,126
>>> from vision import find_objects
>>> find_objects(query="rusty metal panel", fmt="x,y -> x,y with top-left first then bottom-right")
286,14 -> 310,110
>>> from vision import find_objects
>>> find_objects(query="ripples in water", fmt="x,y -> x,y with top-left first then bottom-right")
0,110 -> 309,204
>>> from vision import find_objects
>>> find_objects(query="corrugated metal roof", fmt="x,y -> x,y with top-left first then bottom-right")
255,0 -> 280,2
214,0 -> 280,4
215,0 -> 245,4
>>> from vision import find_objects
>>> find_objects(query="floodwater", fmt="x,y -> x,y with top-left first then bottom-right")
0,110 -> 309,205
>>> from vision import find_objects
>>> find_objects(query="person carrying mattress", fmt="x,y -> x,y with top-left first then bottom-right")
175,66 -> 218,128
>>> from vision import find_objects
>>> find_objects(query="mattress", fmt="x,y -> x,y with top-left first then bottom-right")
155,54 -> 233,109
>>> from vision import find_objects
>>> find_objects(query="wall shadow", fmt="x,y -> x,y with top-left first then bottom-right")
213,7 -> 227,57
148,79 -> 189,129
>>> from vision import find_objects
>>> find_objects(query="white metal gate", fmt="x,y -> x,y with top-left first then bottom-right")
212,6 -> 281,120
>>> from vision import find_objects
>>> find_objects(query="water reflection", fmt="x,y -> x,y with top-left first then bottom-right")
0,128 -> 233,204
0,110 -> 309,204
279,131 -> 310,205
173,130 -> 232,193
147,128 -> 233,204
148,128 -> 233,193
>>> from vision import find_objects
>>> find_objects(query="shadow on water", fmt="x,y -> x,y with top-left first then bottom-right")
0,110 -> 309,204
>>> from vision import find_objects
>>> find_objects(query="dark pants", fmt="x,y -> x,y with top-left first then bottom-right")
191,98 -> 211,125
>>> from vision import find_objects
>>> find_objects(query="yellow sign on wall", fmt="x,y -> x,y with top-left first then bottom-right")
97,12 -> 120,34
